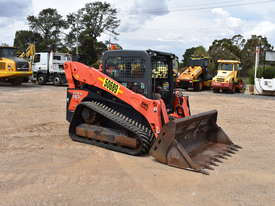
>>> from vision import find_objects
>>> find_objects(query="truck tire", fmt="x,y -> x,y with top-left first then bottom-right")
10,78 -> 23,86
194,82 -> 203,91
230,85 -> 236,93
53,75 -> 61,86
37,74 -> 47,85
213,88 -> 219,93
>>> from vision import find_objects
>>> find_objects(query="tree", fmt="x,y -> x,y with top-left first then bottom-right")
76,2 -> 119,39
181,46 -> 208,68
231,34 -> 246,50
66,2 -> 120,65
208,38 -> 241,63
241,35 -> 273,73
27,8 -> 67,51
77,31 -> 107,66
193,46 -> 208,57
13,30 -> 47,53
182,47 -> 196,67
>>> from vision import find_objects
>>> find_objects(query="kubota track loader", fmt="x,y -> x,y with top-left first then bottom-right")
64,50 -> 240,174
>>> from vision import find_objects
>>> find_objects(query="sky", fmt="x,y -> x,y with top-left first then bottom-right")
1,0 -> 275,58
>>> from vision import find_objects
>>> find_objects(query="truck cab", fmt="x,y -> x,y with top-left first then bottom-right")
0,46 -> 32,85
212,60 -> 245,93
32,52 -> 71,85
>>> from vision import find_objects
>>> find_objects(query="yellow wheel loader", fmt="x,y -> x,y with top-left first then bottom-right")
0,46 -> 33,85
177,57 -> 212,91
212,60 -> 245,93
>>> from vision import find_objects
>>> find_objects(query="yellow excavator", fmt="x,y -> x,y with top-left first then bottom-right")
0,44 -> 35,85
212,60 -> 245,93
176,57 -> 212,91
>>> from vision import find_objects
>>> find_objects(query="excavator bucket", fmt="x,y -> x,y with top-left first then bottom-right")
150,110 -> 241,174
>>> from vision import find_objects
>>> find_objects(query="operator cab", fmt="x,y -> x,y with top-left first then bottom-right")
102,50 -> 176,112
217,60 -> 241,72
189,57 -> 208,68
0,47 -> 17,58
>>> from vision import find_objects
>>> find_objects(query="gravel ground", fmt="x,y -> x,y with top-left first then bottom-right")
0,83 -> 274,206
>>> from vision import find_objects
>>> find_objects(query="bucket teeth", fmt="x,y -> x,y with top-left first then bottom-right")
149,110 -> 241,175
204,165 -> 214,170
229,146 -> 239,152
209,161 -> 219,167
227,149 -> 235,154
198,169 -> 209,175
216,154 -> 227,159
234,144 -> 242,149
212,157 -> 223,163
223,152 -> 232,157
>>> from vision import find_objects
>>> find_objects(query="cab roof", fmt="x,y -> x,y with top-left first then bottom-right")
217,59 -> 240,64
0,46 -> 16,49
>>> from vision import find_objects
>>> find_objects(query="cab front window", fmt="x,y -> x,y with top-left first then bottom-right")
218,63 -> 234,71
0,47 -> 16,58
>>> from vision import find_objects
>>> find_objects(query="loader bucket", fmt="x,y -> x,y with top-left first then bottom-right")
150,110 -> 241,174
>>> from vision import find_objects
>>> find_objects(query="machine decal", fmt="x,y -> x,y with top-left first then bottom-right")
102,78 -> 120,95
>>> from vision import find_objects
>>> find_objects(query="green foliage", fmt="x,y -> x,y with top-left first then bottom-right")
207,60 -> 217,76
241,35 -> 273,74
27,8 -> 67,51
77,31 -> 107,66
21,2 -> 120,65
248,66 -> 275,84
182,47 -> 196,66
66,1 -> 120,65
258,66 -> 275,79
208,37 -> 241,62
182,34 -> 273,78
193,46 -> 208,57
248,68 -> 255,84
182,46 -> 208,67
13,30 -> 47,53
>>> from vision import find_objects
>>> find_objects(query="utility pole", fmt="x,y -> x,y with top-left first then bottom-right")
254,46 -> 260,80
75,15 -> 80,61
254,46 -> 260,94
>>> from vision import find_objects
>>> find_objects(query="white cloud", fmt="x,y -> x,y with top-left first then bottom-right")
117,0 -> 169,32
246,21 -> 275,37
1,0 -> 275,57
211,8 -> 243,36
0,0 -> 31,46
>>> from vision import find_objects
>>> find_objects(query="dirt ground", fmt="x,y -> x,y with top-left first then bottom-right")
0,83 -> 275,206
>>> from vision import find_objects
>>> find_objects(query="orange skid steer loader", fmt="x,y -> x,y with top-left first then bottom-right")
64,50 -> 240,174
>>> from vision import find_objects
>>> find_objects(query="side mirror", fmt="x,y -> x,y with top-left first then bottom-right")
238,67 -> 242,71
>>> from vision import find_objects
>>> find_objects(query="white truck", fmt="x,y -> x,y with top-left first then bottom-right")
254,48 -> 275,95
32,51 -> 72,85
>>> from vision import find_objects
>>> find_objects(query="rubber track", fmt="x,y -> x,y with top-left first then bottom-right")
72,101 -> 155,155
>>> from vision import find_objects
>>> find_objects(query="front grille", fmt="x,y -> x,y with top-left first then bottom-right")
16,62 -> 29,71
216,78 -> 224,82
0,62 -> 5,70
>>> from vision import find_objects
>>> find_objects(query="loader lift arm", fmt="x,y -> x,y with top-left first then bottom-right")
64,50 -> 241,174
